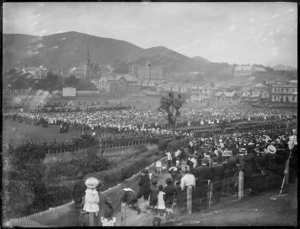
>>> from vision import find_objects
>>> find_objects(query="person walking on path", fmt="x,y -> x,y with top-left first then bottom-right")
137,169 -> 151,205
149,180 -> 159,209
165,150 -> 173,169
163,178 -> 177,222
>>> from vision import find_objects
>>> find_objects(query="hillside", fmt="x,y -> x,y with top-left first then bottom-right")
272,64 -> 297,71
3,31 -> 293,84
3,32 -> 222,75
192,56 -> 210,63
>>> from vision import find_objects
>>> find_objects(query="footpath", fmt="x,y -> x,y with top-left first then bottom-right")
114,171 -> 172,226
113,170 -> 297,227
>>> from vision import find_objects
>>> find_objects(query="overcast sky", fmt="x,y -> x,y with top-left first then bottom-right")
3,2 -> 297,68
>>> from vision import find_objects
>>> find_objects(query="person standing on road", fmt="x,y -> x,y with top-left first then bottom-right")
137,169 -> 151,204
210,157 -> 225,204
192,158 -> 211,212
163,178 -> 177,222
72,172 -> 86,210
165,150 -> 173,169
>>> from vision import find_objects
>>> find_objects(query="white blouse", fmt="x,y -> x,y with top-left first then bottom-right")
83,188 -> 99,213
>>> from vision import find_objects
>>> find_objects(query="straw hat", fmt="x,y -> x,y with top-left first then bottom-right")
85,177 -> 99,189
267,145 -> 276,154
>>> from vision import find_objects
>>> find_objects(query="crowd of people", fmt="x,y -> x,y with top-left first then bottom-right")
71,122 -> 297,226
3,106 -> 297,134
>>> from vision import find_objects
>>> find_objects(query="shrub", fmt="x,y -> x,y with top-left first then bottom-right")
157,138 -> 173,151
45,152 -> 111,181
166,140 -> 186,152
44,185 -> 73,208
90,149 -> 161,191
2,180 -> 35,222
5,143 -> 48,219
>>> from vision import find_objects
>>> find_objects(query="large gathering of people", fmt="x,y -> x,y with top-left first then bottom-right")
3,99 -> 298,226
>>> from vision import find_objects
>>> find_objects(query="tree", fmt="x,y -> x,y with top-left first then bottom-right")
4,142 -> 48,219
158,92 -> 185,136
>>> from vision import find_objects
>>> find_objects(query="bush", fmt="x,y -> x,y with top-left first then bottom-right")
44,185 -> 73,208
3,180 -> 35,222
157,138 -> 173,151
166,140 -> 187,152
5,143 -> 48,219
45,152 -> 111,181
90,149 -> 161,191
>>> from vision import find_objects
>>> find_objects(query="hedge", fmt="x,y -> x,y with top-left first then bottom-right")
157,138 -> 173,151
88,149 -> 163,191
166,139 -> 189,152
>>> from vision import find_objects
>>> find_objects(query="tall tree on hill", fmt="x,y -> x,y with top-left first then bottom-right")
158,92 -> 185,136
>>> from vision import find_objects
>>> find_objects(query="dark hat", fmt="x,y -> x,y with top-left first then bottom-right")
151,179 -> 158,185
165,177 -> 172,184
141,168 -> 149,174
76,172 -> 84,179
202,158 -> 209,164
239,148 -> 247,154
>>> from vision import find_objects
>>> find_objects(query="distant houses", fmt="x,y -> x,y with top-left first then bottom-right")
93,74 -> 140,93
22,66 -> 48,79
234,65 -> 267,78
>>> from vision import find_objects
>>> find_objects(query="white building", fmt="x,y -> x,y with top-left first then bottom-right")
271,85 -> 297,103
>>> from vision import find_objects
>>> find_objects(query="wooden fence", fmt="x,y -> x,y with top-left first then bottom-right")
4,157 -> 167,227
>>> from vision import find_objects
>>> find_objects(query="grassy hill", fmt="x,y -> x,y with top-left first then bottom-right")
3,32 -> 221,75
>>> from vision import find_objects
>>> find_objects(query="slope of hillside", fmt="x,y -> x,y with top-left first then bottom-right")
2,31 -> 219,74
272,64 -> 296,71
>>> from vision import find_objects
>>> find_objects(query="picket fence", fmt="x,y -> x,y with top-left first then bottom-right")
4,157 -> 167,227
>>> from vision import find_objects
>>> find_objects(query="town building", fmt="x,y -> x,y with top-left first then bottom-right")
130,61 -> 166,83
69,45 -> 102,79
271,84 -> 297,103
22,66 -> 48,79
234,65 -> 267,78
215,91 -> 239,104
93,74 -> 140,93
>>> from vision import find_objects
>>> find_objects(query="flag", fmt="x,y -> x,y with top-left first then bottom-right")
201,120 -> 204,125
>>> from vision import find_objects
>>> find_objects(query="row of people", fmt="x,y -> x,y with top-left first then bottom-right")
3,106 -> 297,133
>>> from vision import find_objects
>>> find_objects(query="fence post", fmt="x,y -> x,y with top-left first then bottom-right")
89,213 -> 95,226
238,170 -> 244,200
285,159 -> 289,185
186,186 -> 192,215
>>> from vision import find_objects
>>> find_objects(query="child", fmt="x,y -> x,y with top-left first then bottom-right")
83,177 -> 100,216
101,208 -> 116,226
152,185 -> 166,226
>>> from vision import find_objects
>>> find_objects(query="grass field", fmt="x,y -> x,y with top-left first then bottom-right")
3,120 -> 82,145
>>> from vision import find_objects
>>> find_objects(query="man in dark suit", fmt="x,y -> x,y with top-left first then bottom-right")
192,158 -> 211,212
223,151 -> 239,195
211,157 -> 225,204
72,172 -> 86,210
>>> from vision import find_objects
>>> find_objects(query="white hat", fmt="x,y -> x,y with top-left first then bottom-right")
219,139 -> 222,143
267,145 -> 276,154
85,177 -> 99,189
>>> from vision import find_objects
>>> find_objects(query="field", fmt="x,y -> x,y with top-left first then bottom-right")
3,119 -> 82,145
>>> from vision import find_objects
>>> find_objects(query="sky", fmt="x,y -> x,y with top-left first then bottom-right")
3,2 -> 297,68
